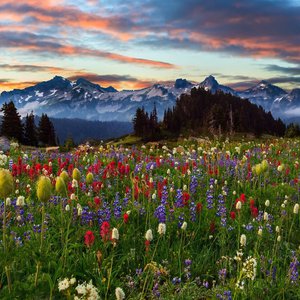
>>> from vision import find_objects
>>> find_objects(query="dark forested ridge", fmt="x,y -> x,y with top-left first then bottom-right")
133,87 -> 286,140
163,87 -> 286,136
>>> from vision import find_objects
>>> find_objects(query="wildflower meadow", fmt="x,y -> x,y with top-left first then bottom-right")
1,138 -> 300,299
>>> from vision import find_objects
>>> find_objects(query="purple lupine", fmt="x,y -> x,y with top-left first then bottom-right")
289,251 -> 299,284
178,213 -> 184,228
190,176 -> 198,194
154,204 -> 166,223
206,189 -> 214,209
216,194 -> 227,227
189,200 -> 196,222
175,189 -> 184,208
184,259 -> 192,280
113,192 -> 122,219
161,186 -> 168,205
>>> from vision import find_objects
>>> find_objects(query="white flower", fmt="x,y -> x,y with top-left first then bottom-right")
263,212 -> 268,221
58,278 -> 70,291
258,228 -> 263,236
233,190 -> 237,195
77,207 -> 82,216
236,201 -> 242,210
181,221 -> 187,231
277,165 -> 283,172
112,228 -> 119,240
276,226 -> 280,233
145,229 -> 153,241
152,193 -> 156,200
16,196 -> 25,206
277,236 -> 281,242
115,287 -> 125,300
72,179 -> 78,188
265,200 -> 270,207
70,193 -> 76,200
65,204 -> 70,211
70,277 -> 76,285
293,203 -> 299,214
157,223 -> 166,235
240,234 -> 246,247
6,197 -> 11,206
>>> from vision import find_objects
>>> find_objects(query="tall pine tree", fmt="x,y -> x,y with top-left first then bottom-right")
1,101 -> 23,142
24,111 -> 37,146
38,114 -> 56,146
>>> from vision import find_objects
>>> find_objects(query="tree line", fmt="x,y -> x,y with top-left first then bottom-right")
1,101 -> 56,146
133,87 -> 287,140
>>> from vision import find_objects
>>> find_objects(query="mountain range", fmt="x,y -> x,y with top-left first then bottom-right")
0,75 -> 299,121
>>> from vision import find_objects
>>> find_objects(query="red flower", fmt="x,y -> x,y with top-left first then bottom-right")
183,192 -> 190,206
94,196 -> 101,206
240,194 -> 246,203
209,221 -> 215,233
84,230 -> 95,247
196,202 -> 202,213
249,199 -> 255,208
230,211 -> 236,220
123,213 -> 129,224
145,240 -> 150,252
251,207 -> 258,218
100,221 -> 110,242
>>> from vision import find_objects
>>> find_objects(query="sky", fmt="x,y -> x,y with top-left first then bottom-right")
0,0 -> 299,92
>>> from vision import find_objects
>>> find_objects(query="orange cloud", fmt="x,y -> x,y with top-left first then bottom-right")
0,80 -> 39,91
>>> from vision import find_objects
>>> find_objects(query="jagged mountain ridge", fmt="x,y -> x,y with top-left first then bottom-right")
0,75 -> 299,121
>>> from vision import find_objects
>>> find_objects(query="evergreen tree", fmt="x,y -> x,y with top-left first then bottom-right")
24,111 -> 37,146
0,101 -> 23,142
38,114 -> 56,146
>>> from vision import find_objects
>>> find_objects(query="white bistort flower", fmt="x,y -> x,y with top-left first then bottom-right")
112,228 -> 119,240
145,229 -> 153,241
115,287 -> 125,300
16,196 -> 25,206
181,221 -> 187,231
240,234 -> 247,247
157,223 -> 166,235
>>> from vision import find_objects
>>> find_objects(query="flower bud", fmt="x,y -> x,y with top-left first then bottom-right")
60,170 -> 69,184
0,168 -> 14,199
293,203 -> 299,214
55,176 -> 66,194
86,172 -> 94,185
36,176 -> 52,202
72,168 -> 81,181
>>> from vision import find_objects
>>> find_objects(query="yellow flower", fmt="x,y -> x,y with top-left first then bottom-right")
60,170 -> 69,184
86,172 -> 94,185
261,160 -> 268,172
0,169 -> 14,199
36,176 -> 52,202
72,168 -> 81,181
55,176 -> 66,194
0,168 -> 14,199
254,164 -> 262,176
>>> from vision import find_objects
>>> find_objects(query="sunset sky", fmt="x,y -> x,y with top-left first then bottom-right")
0,0 -> 299,92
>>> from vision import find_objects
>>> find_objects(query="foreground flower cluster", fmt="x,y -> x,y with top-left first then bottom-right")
1,138 -> 300,298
